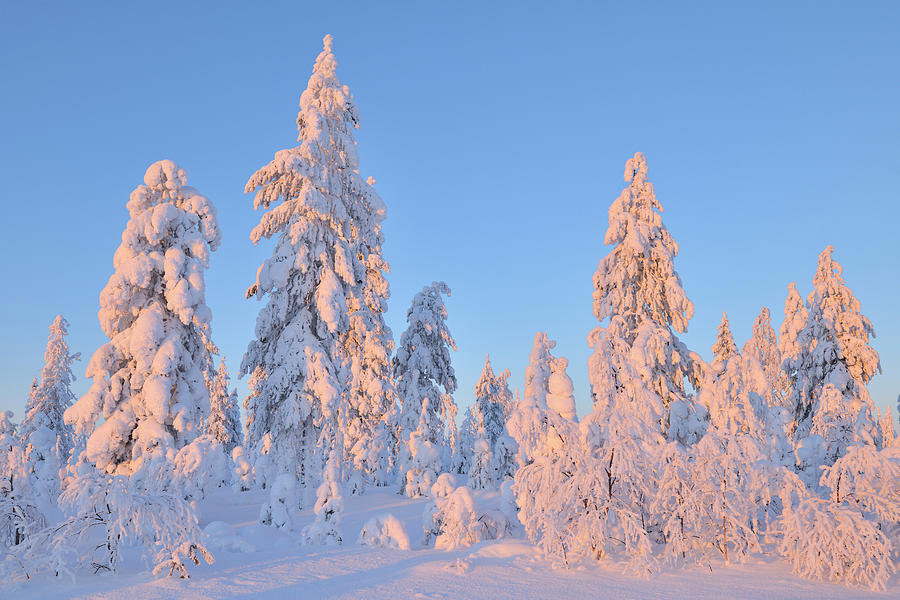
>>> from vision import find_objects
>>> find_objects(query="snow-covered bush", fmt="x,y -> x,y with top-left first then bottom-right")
358,514 -> 411,550
775,471 -> 895,591
467,438 -> 495,490
301,457 -> 343,545
404,431 -> 441,498
259,473 -> 298,530
203,521 -> 254,553
434,486 -> 481,550
172,434 -> 229,504
231,445 -> 254,492
3,466 -> 212,582
423,473 -> 457,545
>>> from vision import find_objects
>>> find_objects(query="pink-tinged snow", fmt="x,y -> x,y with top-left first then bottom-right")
12,488 -> 897,600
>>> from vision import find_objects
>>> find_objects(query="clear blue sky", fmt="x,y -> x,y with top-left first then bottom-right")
1,1 -> 898,424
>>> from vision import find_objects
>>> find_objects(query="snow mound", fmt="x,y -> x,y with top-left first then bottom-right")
357,514 -> 411,550
203,521 -> 255,553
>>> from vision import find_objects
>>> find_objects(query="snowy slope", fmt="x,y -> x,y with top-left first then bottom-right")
10,487 -> 897,600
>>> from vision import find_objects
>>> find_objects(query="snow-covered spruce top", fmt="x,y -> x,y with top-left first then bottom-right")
712,311 -> 738,367
240,35 -> 393,481
593,152 -> 693,335
65,160 -> 220,475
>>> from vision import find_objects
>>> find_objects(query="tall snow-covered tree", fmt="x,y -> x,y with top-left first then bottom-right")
240,35 -> 394,488
20,316 -> 79,473
471,356 -> 513,449
784,246 -> 880,456
467,356 -> 516,486
507,332 -> 557,466
393,282 -> 458,479
711,312 -> 738,370
778,282 -> 807,367
588,152 -> 701,445
206,359 -> 242,457
65,160 -> 221,475
742,307 -> 786,407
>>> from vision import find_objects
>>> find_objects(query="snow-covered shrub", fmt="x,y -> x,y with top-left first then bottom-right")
493,433 -> 518,483
428,484 -> 510,551
301,458 -> 343,545
775,471 -> 895,591
203,521 -> 253,553
357,514 -> 411,550
172,434 -> 229,503
468,438 -> 495,490
259,473 -> 298,530
434,486 -> 481,550
3,467 -> 212,582
231,445 -> 253,492
404,432 -> 441,498
423,473 -> 457,545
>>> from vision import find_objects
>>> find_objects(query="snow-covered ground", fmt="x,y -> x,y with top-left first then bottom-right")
10,487 -> 897,600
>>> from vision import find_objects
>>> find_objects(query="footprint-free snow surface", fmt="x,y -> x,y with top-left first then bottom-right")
12,487 -> 898,600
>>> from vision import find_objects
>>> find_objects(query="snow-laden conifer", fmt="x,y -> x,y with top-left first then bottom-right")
507,332 -> 557,466
467,356 -> 516,485
206,359 -> 242,457
711,312 -> 738,371
241,35 -> 393,488
301,454 -> 344,544
785,247 -> 880,462
778,282 -> 807,367
588,152 -> 701,445
393,282 -> 458,481
742,307 -> 787,407
20,316 -> 79,491
65,160 -> 220,475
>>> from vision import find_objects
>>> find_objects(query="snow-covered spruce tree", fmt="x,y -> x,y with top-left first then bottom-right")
879,406 -> 897,447
710,312 -> 738,372
393,282 -> 458,483
785,246 -> 881,472
742,307 -> 787,408
207,358 -> 242,456
20,315 -> 79,496
0,411 -> 46,551
403,425 -> 442,498
588,152 -> 702,447
778,282 -> 808,370
518,153 -> 701,569
241,35 -> 394,490
467,355 -> 516,486
506,332 -> 557,466
64,160 -> 220,475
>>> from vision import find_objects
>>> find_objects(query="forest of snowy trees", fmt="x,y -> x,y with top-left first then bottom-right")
1,35 -> 898,592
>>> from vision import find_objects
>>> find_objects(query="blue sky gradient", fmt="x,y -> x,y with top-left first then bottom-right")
1,1 -> 897,422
